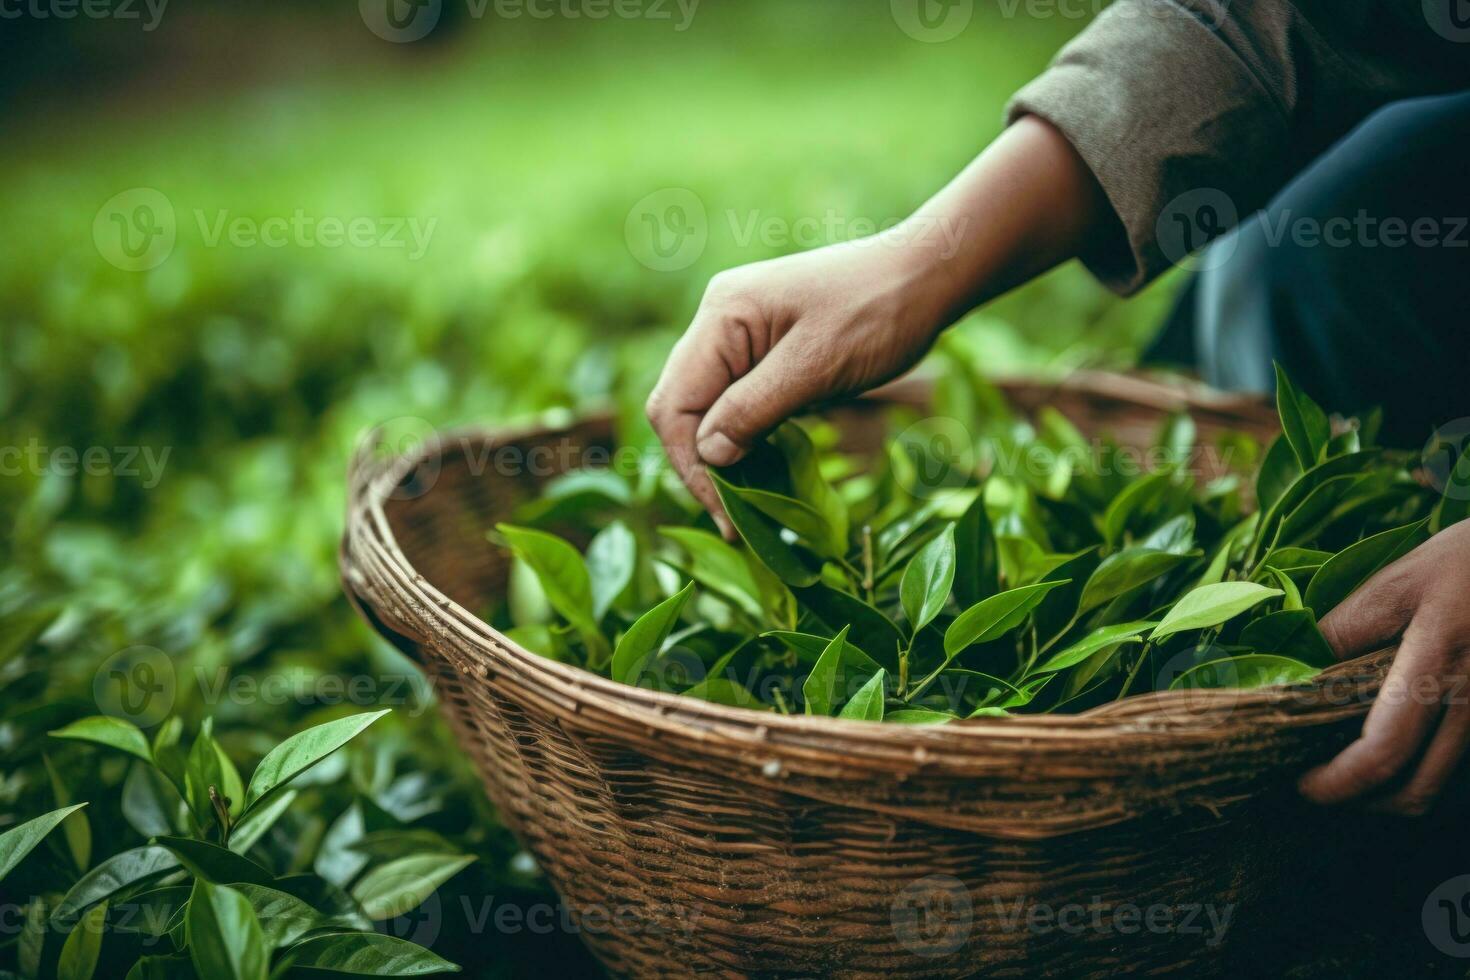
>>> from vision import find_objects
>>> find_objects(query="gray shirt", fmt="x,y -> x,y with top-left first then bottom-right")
1006,0 -> 1470,293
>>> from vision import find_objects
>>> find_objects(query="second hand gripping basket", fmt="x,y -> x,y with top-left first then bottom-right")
340,373 -> 1398,978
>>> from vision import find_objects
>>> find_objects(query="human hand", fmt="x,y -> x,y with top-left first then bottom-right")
645,116 -> 1110,536
644,234 -> 951,537
1299,518 -> 1470,815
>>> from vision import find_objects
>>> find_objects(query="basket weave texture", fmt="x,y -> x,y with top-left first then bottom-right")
340,373 -> 1395,978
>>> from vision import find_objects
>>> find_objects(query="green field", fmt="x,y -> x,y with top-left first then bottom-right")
0,4 -> 1179,975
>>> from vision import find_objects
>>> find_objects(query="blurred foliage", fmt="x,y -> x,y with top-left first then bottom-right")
0,2 -> 1174,975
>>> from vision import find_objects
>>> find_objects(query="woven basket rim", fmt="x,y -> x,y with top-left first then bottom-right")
340,372 -> 1392,776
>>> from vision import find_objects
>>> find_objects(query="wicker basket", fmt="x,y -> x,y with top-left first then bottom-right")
340,373 -> 1398,978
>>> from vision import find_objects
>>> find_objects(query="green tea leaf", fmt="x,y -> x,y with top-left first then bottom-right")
1031,621 -> 1156,676
57,899 -> 107,980
496,524 -> 607,658
585,521 -> 636,620
154,836 -> 273,887
953,491 -> 998,607
125,955 -> 197,980
899,523 -> 956,633
1269,567 -> 1303,611
19,896 -> 46,977
48,716 -> 153,765
803,626 -> 870,717
243,709 -> 390,814
188,879 -> 268,980
1270,473 -> 1375,549
763,631 -> 882,672
770,421 -> 849,549
186,718 -> 243,827
884,709 -> 956,725
109,886 -> 190,938
611,581 -> 695,685
1141,513 -> 1195,555
52,846 -> 180,926
792,584 -> 904,668
150,718 -> 188,798
281,932 -> 460,975
1249,450 -> 1385,565
1154,412 -> 1196,467
1078,547 -> 1192,612
681,678 -> 770,709
836,669 -> 886,721
1304,519 -> 1430,615
0,803 -> 88,882
709,471 -> 819,586
1170,654 -> 1319,690
725,484 -> 839,556
351,854 -> 476,921
228,789 -> 297,855
122,761 -> 181,840
944,580 -> 1069,658
226,883 -> 326,951
1255,435 -> 1300,512
1102,469 -> 1182,546
1151,582 -> 1283,640
1239,609 -> 1335,667
1260,546 -> 1332,573
1274,362 -> 1331,470
43,755 -> 90,872
659,526 -> 763,619
1430,439 -> 1470,533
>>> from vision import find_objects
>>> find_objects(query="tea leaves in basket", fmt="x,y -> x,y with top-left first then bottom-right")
487,364 -> 1439,721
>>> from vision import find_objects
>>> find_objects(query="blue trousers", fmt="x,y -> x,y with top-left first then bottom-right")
1147,91 -> 1470,448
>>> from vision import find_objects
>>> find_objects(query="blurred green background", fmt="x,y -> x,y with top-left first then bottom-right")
0,1 -> 1177,975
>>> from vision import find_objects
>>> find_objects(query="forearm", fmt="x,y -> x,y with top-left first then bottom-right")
888,115 -> 1116,335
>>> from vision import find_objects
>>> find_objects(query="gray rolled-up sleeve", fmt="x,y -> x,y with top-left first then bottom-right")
1006,0 -> 1470,293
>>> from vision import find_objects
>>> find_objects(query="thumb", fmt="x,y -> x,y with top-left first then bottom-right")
695,344 -> 827,467
1317,556 -> 1421,660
